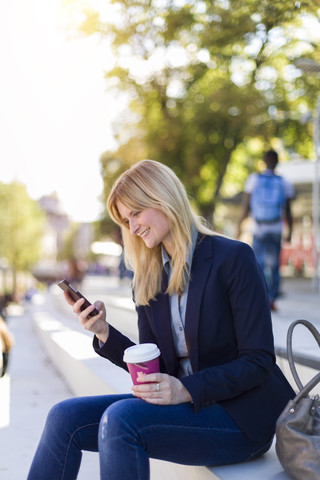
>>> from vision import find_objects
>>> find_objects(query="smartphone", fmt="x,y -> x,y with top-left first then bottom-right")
57,280 -> 99,317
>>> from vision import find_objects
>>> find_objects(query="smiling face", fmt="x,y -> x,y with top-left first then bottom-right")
116,201 -> 173,256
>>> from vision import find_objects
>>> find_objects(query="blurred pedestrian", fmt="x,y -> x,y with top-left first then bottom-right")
237,149 -> 294,311
113,226 -> 133,282
66,258 -> 85,288
0,315 -> 14,377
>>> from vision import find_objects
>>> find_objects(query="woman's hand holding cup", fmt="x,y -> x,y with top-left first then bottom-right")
123,343 -> 192,405
132,372 -> 192,405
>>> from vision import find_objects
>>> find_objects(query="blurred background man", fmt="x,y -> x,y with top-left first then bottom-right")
237,149 -> 294,311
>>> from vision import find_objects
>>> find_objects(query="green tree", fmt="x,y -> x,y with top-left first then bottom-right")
0,182 -> 45,299
79,0 -> 320,225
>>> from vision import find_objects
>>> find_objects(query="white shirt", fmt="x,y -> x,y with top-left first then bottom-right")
161,227 -> 198,378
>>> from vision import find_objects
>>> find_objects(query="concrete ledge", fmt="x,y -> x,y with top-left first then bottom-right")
211,444 -> 289,479
32,311 -> 133,396
32,309 -> 291,480
276,345 -> 320,372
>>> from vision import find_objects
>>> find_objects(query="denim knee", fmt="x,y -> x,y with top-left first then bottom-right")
99,398 -> 141,445
44,398 -> 84,443
46,401 -> 71,432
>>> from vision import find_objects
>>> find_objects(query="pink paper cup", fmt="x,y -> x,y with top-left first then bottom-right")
123,343 -> 161,385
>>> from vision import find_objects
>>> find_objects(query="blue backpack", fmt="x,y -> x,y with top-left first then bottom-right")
250,174 -> 286,223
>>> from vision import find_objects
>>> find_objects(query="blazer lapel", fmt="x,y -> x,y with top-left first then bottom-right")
184,235 -> 214,373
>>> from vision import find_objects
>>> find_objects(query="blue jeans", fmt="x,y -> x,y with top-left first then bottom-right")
252,232 -> 282,302
27,394 -> 272,480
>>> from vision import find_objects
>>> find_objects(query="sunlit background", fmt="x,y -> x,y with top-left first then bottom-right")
1,1 -> 320,286
0,0 -> 119,222
1,4 -> 320,477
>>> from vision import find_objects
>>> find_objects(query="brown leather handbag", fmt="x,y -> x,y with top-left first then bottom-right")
276,319 -> 320,480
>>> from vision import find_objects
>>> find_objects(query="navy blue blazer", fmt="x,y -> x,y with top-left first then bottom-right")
94,234 -> 295,445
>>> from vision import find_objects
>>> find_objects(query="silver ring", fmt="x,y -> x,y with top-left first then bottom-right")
155,383 -> 160,392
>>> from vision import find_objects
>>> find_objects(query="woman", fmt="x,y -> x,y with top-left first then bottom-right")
27,160 -> 294,480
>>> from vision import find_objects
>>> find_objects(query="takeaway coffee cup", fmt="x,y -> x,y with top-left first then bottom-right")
123,343 -> 161,385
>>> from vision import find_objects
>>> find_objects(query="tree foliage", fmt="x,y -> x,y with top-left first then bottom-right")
80,0 -> 320,225
0,182 -> 45,295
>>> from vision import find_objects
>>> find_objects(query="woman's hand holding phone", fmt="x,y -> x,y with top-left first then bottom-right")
70,296 -> 109,344
58,280 -> 109,344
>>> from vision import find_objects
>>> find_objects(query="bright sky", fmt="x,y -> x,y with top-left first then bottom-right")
0,0 -> 120,222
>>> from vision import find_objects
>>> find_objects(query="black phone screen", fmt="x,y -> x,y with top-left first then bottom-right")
57,280 -> 99,317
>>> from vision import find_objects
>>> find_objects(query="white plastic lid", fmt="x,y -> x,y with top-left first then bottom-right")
123,343 -> 160,363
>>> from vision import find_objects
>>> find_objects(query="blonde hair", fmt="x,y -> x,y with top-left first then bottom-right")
107,160 -> 214,305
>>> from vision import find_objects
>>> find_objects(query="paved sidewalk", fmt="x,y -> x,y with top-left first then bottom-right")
271,277 -> 320,362
0,300 -> 100,479
0,275 -> 135,480
0,275 -> 319,479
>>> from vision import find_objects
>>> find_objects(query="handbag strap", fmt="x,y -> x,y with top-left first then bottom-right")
294,374 -> 320,404
287,319 -> 320,396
